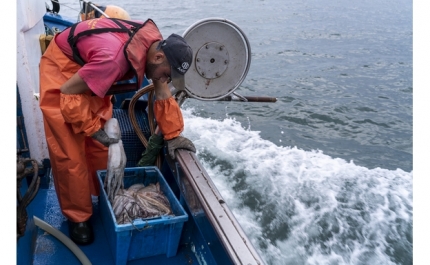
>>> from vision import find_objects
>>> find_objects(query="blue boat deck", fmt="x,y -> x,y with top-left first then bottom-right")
17,179 -> 200,265
17,101 -> 233,265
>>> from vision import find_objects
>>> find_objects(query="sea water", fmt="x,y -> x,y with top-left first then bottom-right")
182,109 -> 412,265
59,0 -> 413,264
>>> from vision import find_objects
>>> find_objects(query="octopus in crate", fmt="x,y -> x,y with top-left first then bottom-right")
103,118 -> 172,224
104,118 -> 126,202
112,182 -> 173,224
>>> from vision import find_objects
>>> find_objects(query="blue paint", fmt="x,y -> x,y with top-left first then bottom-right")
97,167 -> 188,264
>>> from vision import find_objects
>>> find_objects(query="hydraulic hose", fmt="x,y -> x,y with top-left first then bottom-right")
33,216 -> 92,265
128,83 -> 163,168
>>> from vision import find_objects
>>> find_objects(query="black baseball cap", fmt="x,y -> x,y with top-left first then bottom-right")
157,34 -> 193,90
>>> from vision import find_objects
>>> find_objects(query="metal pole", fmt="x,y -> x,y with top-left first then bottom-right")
79,0 -> 110,18
218,95 -> 277,102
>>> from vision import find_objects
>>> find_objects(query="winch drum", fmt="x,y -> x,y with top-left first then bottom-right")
180,18 -> 251,101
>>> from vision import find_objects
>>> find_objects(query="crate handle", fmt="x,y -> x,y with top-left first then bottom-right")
125,209 -> 155,232
130,219 -> 153,232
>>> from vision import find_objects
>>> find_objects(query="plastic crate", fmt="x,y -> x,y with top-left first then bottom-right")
97,167 -> 188,265
112,109 -> 151,167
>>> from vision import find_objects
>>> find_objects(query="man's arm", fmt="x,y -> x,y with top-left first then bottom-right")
152,79 -> 171,100
60,72 -> 91,94
59,71 -> 118,145
151,79 -> 196,159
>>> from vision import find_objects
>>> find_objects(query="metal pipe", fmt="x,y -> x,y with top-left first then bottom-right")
218,95 -> 277,102
79,0 -> 110,18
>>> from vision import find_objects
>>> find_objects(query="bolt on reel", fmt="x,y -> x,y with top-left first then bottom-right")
171,18 -> 252,104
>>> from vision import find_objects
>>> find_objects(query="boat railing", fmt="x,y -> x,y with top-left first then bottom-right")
167,149 -> 265,265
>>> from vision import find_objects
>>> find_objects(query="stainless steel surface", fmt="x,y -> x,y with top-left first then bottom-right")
195,42 -> 229,79
182,18 -> 251,101
80,0 -> 110,19
167,149 -> 265,265
232,92 -> 248,102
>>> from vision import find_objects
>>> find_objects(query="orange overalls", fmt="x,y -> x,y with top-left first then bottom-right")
39,19 -> 184,222
39,38 -> 111,222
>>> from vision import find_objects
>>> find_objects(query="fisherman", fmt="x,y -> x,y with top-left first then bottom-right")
38,5 -> 196,245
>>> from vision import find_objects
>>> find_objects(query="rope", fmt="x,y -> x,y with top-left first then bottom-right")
17,157 -> 41,239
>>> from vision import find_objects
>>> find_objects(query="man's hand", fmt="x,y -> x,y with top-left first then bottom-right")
166,136 -> 196,159
91,129 -> 119,147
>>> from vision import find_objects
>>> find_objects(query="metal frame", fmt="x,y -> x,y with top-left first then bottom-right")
181,18 -> 252,101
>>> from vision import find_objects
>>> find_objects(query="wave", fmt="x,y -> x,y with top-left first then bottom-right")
182,107 -> 413,265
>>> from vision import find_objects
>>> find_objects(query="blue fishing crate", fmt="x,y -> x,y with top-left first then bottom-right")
97,167 -> 188,265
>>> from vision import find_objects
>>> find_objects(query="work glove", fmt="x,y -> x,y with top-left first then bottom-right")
137,134 -> 164,167
166,136 -> 196,160
91,129 -> 120,147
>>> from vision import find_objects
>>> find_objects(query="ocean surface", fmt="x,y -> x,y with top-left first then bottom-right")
59,0 -> 413,264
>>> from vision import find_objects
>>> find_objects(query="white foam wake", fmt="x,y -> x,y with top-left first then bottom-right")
182,107 -> 413,265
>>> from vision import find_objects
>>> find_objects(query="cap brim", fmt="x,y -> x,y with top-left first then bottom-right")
171,67 -> 185,91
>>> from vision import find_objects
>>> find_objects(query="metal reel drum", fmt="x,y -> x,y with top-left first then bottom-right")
182,18 -> 251,101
